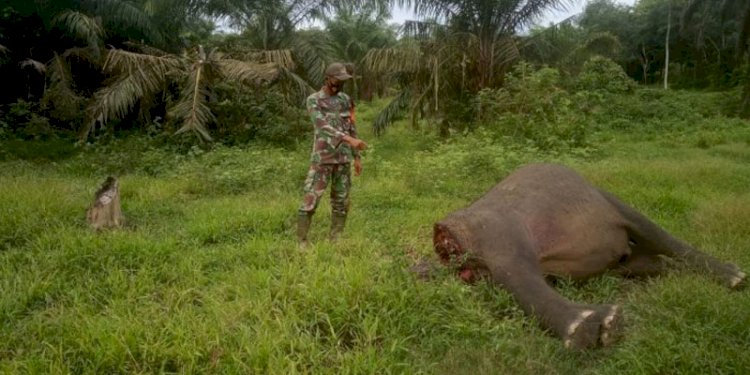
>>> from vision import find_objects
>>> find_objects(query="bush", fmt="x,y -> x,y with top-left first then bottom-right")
576,56 -> 636,94
474,62 -> 589,151
209,83 -> 308,145
0,100 -> 59,140
584,89 -> 734,134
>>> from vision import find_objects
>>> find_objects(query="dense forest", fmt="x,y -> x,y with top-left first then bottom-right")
1,0 -> 749,147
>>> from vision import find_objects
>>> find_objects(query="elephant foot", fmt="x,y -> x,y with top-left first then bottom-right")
713,263 -> 747,290
599,305 -> 623,347
727,266 -> 746,290
563,305 -> 622,349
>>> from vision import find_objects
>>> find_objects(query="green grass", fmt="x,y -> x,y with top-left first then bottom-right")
2,90 -> 750,374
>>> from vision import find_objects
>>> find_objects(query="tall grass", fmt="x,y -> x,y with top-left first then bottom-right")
1,89 -> 750,373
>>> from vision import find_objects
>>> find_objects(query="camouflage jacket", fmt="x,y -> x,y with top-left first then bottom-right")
306,89 -> 360,164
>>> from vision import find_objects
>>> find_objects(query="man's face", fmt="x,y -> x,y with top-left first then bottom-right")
326,77 -> 344,94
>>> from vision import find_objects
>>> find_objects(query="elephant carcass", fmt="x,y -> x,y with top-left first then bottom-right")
432,163 -> 746,349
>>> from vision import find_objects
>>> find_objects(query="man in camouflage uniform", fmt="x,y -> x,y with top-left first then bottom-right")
297,62 -> 367,248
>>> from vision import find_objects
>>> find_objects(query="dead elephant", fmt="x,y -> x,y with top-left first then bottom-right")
429,163 -> 746,349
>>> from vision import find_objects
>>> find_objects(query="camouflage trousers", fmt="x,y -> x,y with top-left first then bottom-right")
298,163 -> 351,215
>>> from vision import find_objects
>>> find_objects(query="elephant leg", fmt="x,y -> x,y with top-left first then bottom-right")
435,222 -> 622,349
599,189 -> 746,289
487,250 -> 622,349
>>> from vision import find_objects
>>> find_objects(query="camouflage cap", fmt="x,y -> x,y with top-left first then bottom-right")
325,62 -> 353,81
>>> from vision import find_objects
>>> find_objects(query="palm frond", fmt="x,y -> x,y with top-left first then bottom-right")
227,47 -> 295,70
372,89 -> 412,135
409,0 -> 457,20
62,47 -> 102,66
253,49 -> 296,69
47,54 -> 75,97
123,41 -> 172,57
53,10 -> 104,55
363,46 -> 422,74
83,75 -> 144,139
0,44 -> 8,54
20,59 -> 47,74
493,36 -> 521,67
219,59 -> 280,85
276,67 -> 315,106
91,0 -> 164,46
401,20 -> 444,39
44,54 -> 84,123
103,49 -> 180,93
312,0 -> 392,20
170,59 -> 214,141
82,49 -> 178,140
513,0 -> 574,31
170,99 -> 214,141
291,30 -> 336,86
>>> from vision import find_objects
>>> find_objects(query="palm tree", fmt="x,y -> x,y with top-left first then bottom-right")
216,0 -> 391,88
364,0 -> 574,135
83,44 -> 297,141
1,0 -> 220,131
364,26 -> 456,135
412,0 -> 573,88
74,0 -> 396,142
323,4 -> 398,100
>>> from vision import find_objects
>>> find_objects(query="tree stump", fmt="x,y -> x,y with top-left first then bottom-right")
86,176 -> 123,230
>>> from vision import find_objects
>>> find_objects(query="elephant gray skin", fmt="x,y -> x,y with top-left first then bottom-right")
430,163 -> 746,349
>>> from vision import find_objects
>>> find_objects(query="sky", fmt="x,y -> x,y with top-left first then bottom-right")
390,0 -> 638,26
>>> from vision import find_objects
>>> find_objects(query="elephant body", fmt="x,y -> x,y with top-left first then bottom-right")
433,163 -> 746,349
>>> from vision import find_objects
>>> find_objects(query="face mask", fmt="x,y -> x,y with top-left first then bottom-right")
328,79 -> 344,93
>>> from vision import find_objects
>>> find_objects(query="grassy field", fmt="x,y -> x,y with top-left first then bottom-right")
1,90 -> 750,374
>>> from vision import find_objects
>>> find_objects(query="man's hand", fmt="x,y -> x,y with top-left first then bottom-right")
343,135 -> 367,151
354,158 -> 363,176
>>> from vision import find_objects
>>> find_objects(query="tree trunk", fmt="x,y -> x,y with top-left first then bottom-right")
478,34 -> 493,90
86,176 -> 124,230
641,45 -> 650,85
433,56 -> 439,113
664,2 -> 671,90
741,61 -> 750,118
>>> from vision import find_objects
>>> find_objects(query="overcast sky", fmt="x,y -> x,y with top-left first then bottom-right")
390,0 -> 638,26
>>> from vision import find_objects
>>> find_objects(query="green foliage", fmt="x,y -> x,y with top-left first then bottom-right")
366,0 -> 571,135
0,100 -> 55,140
323,5 -> 397,100
474,62 -> 589,151
210,83 -> 308,145
85,46 -> 295,143
584,88 -> 736,134
577,55 -> 637,93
